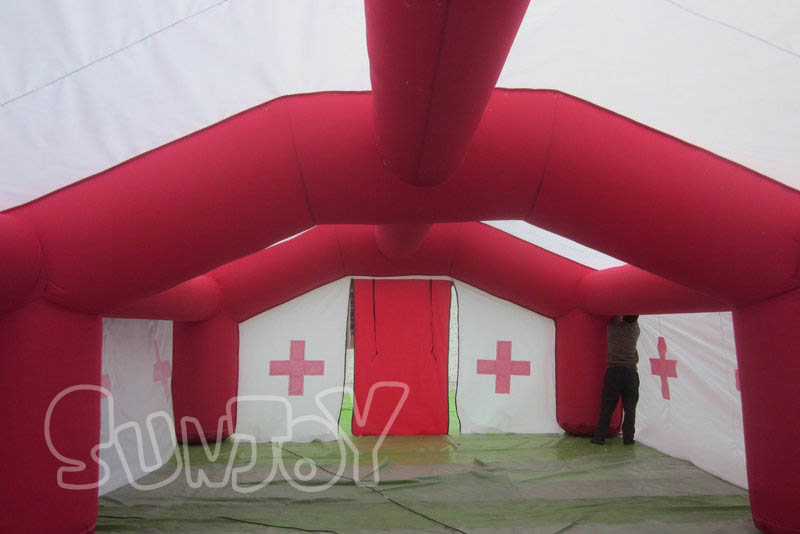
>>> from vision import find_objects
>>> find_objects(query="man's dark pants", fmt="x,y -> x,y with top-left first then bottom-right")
592,366 -> 640,443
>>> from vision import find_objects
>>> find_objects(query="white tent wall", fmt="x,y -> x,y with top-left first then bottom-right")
236,278 -> 350,443
99,318 -> 175,495
454,281 -> 560,434
637,312 -> 747,488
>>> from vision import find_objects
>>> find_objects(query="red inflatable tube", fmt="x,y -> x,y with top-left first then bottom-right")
733,289 -> 800,534
107,275 -> 222,322
555,309 -> 622,436
0,214 -> 43,314
288,91 -> 552,225
172,314 -> 239,444
13,97 -> 313,315
5,90 -> 799,317
374,223 -> 433,258
529,92 -> 800,307
366,0 -> 529,185
210,226 -> 343,323
0,300 -> 102,534
187,222 -> 592,322
579,264 -> 729,315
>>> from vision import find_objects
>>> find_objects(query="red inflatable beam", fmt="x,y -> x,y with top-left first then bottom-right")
201,223 -> 592,322
528,92 -> 800,306
579,265 -> 729,315
374,223 -> 433,258
366,0 -> 529,185
0,214 -> 43,314
127,223 -> 740,323
11,98 -> 314,314
108,275 -> 222,322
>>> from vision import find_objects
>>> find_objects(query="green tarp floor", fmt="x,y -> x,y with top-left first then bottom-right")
97,394 -> 755,533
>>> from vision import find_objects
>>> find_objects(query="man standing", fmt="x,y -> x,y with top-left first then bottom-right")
591,315 -> 640,445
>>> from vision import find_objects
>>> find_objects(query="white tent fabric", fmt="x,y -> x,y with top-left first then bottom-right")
637,312 -> 746,488
454,281 -> 560,434
2,1 -> 798,212
99,318 -> 175,495
485,221 -> 627,269
499,0 -> 800,189
0,1 -> 370,211
236,278 -> 350,443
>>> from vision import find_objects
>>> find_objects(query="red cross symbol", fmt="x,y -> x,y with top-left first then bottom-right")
649,336 -> 678,400
477,340 -> 531,394
152,339 -> 172,400
269,340 -> 324,396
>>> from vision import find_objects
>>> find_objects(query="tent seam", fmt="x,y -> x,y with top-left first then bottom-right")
413,0 -> 453,184
0,0 -> 231,109
525,92 -> 560,221
661,0 -> 800,61
283,103 -> 317,225
330,227 -> 348,277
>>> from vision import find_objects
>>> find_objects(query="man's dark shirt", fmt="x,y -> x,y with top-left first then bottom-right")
607,320 -> 640,369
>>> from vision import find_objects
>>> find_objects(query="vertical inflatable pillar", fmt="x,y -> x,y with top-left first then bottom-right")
733,288 -> 800,534
172,314 -> 239,443
0,300 -> 102,534
554,310 -> 621,436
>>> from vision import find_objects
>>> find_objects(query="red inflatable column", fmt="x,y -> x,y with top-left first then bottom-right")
555,310 -> 621,436
0,300 -> 102,534
733,288 -> 800,534
172,314 -> 239,443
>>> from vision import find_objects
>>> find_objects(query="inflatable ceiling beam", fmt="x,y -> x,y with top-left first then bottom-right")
110,221 -> 727,448
367,0 -> 529,186
2,90 -> 797,316
2,1 -> 800,532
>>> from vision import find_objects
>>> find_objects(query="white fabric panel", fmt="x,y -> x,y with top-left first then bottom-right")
99,318 -> 175,495
237,278 -> 350,443
454,281 -> 560,434
670,0 -> 800,55
0,1 -> 370,210
0,1 -> 221,105
636,312 -> 747,488
484,221 -> 626,270
499,0 -> 800,190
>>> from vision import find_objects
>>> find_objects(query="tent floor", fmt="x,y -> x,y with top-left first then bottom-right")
97,434 -> 755,533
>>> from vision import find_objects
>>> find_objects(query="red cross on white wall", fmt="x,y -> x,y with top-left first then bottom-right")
269,340 -> 325,396
649,336 -> 678,400
477,340 -> 531,394
152,339 -> 172,400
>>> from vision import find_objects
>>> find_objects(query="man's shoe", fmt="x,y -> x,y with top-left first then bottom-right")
590,438 -> 605,445
623,439 -> 635,445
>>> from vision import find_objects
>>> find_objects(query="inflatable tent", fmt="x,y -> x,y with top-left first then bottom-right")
1,1 -> 799,533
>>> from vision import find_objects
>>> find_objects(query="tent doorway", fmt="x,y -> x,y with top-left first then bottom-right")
350,279 -> 451,435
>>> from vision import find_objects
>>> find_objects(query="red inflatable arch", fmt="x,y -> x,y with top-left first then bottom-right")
2,2 -> 799,533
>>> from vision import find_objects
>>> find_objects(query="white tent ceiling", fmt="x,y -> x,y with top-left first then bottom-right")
2,0 -> 798,269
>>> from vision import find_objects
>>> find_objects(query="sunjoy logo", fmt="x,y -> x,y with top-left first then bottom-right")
44,382 -> 409,493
